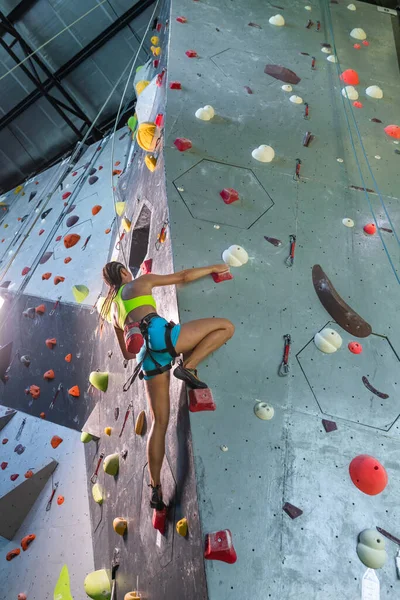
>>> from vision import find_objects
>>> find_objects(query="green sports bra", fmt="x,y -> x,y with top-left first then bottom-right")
113,284 -> 157,329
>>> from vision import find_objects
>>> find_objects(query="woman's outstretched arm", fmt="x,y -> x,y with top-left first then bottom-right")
139,264 -> 229,289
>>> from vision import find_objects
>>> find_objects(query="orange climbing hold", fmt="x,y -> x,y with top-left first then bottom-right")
112,169 -> 122,176
21,534 -> 35,551
65,353 -> 72,362
63,233 -> 80,248
114,161 -> 120,166
105,228 -> 111,234
6,548 -> 20,561
340,69 -> 359,85
51,435 -> 63,449
35,304 -> 46,314
57,495 -> 64,505
45,338 -> 57,349
68,385 -> 80,397
92,205 -> 102,216
29,385 -> 40,399
39,412 -> 46,419
42,273 -> 51,280
24,470 -> 33,478
54,276 -> 65,285
64,257 -> 72,264
43,370 -> 55,380
384,125 -> 400,139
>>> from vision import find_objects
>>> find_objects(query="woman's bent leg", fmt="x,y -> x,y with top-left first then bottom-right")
175,318 -> 235,369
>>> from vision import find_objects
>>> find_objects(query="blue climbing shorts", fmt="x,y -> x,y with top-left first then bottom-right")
137,315 -> 181,380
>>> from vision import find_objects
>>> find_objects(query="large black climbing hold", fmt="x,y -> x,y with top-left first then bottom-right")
89,167 -> 97,176
66,215 -> 79,227
39,251 -> 53,265
28,191 -> 37,202
0,341 -> 13,383
41,209 -> 52,220
88,176 -> 98,185
66,204 -> 76,214
20,215 -> 29,223
264,64 -> 301,85
312,265 -> 372,338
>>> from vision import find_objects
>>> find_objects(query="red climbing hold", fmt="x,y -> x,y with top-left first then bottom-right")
2,438 -> 8,444
354,44 -> 361,49
68,385 -> 80,398
62,192 -> 71,200
348,341 -> 362,354
64,233 -> 80,248
340,69 -> 359,85
156,22 -> 162,31
220,188 -> 239,204
349,455 -> 388,495
50,435 -> 63,449
155,113 -> 164,127
176,16 -> 187,23
65,353 -> 72,362
283,502 -> 303,519
364,223 -> 376,235
42,273 -> 51,280
21,267 -> 30,276
362,40 -> 369,46
72,171 -> 77,176
174,138 -> 192,152
353,101 -> 363,108
43,370 -> 55,380
204,529 -> 237,564
54,276 -> 65,285
152,507 -> 167,534
10,474 -> 19,481
141,259 -> 153,274
1,462 -> 7,470
211,271 -> 233,283
384,125 -> 400,139
244,86 -> 253,94
45,338 -> 57,349
64,257 -> 72,264
29,385 -> 40,399
6,548 -> 20,561
169,81 -> 181,89
55,236 -> 62,242
25,470 -> 33,478
35,304 -> 45,314
40,412 -> 45,419
57,495 -> 64,506
185,50 -> 198,58
189,388 -> 216,412
39,229 -> 44,236
153,59 -> 159,68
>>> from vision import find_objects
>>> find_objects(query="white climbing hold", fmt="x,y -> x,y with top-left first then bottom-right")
290,95 -> 303,104
305,5 -> 312,10
195,105 -> 215,121
254,402 -> 274,421
337,158 -> 344,163
327,55 -> 337,63
347,3 -> 356,10
269,14 -> 285,26
252,145 -> 275,163
314,328 -> 343,354
366,85 -> 383,99
282,84 -> 292,92
220,445 -> 228,452
342,218 -> 355,227
350,28 -> 367,40
222,245 -> 249,267
342,86 -> 359,100
375,155 -> 381,160
321,47 -> 332,54
214,224 -> 220,229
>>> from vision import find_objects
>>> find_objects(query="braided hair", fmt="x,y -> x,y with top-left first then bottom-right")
100,261 -> 126,326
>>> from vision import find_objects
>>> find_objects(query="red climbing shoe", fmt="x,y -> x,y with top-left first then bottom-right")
149,484 -> 165,511
173,360 -> 208,389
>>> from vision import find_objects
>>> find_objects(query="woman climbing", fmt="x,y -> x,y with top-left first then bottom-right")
101,261 -> 235,510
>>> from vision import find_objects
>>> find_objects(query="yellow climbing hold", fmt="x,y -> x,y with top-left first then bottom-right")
104,427 -> 112,436
14,185 -> 23,195
92,483 -> 104,505
135,80 -> 150,96
124,593 -> 140,600
89,371 -> 109,392
115,202 -> 125,217
72,284 -> 89,303
84,569 -> 111,600
152,46 -> 161,56
54,565 -> 73,600
145,155 -> 157,172
122,217 -> 131,233
137,122 -> 156,152
150,36 -> 159,45
176,518 -> 188,537
113,517 -> 127,536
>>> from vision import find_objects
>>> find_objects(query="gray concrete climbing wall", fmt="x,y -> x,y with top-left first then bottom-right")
164,0 -> 400,598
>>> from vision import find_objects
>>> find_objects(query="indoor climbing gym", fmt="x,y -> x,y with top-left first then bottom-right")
0,0 -> 400,598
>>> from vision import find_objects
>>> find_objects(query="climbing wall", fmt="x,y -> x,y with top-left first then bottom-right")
164,0 -> 400,598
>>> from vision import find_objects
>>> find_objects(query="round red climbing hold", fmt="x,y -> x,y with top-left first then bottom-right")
353,44 -> 361,49
57,495 -> 65,506
348,341 -> 362,354
2,438 -> 8,444
384,125 -> 400,139
349,455 -> 388,495
362,40 -> 369,46
72,171 -> 77,176
98,165 -> 103,170
363,223 -> 376,235
340,69 -> 359,85
24,470 -> 33,478
353,101 -> 363,108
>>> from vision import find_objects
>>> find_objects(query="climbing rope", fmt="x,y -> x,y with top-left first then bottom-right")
323,0 -> 400,285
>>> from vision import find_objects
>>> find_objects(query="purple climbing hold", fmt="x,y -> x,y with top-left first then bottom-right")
264,64 -> 301,85
66,204 -> 76,215
88,176 -> 99,185
322,419 -> 337,433
0,281 -> 11,289
39,251 -> 53,265
89,167 -> 97,176
283,502 -> 303,519
66,215 -> 79,227
14,444 -> 25,455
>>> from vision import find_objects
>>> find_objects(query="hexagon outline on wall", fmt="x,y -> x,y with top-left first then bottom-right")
173,159 -> 274,229
210,48 -> 276,87
296,320 -> 400,432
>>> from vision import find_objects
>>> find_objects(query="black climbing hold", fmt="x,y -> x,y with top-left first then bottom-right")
88,176 -> 98,185
41,209 -> 52,220
39,251 -> 53,265
264,64 -> 301,85
28,191 -> 37,202
66,215 -> 79,228
89,167 -> 97,176
0,341 -> 13,383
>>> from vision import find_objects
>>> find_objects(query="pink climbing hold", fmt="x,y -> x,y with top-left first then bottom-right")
220,188 -> 239,204
353,101 -> 363,108
384,125 -> 400,139
211,271 -> 233,283
176,16 -> 187,23
169,81 -> 181,89
152,507 -> 167,535
189,388 -> 216,412
62,192 -> 71,200
353,44 -> 361,50
348,341 -> 362,354
185,50 -> 198,58
141,259 -> 153,274
174,138 -> 192,152
362,40 -> 369,46
204,529 -> 237,564
340,69 -> 359,85
39,229 -> 44,236
364,223 -> 376,235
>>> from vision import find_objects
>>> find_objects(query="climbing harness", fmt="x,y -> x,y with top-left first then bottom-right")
49,383 -> 63,410
90,452 -> 105,484
49,296 -> 62,316
294,159 -> 302,180
155,220 -> 169,250
285,235 -> 296,267
15,418 -> 26,440
118,402 -> 133,438
122,312 -> 179,392
45,481 -> 59,511
304,103 -> 309,120
278,334 -> 292,376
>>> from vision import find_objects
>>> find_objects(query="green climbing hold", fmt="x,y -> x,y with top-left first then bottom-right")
54,565 -> 73,600
72,285 -> 89,303
83,569 -> 111,600
89,371 -> 109,392
103,453 -> 119,477
92,483 -> 103,505
127,115 -> 138,132
136,65 -> 143,72
81,432 -> 93,444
